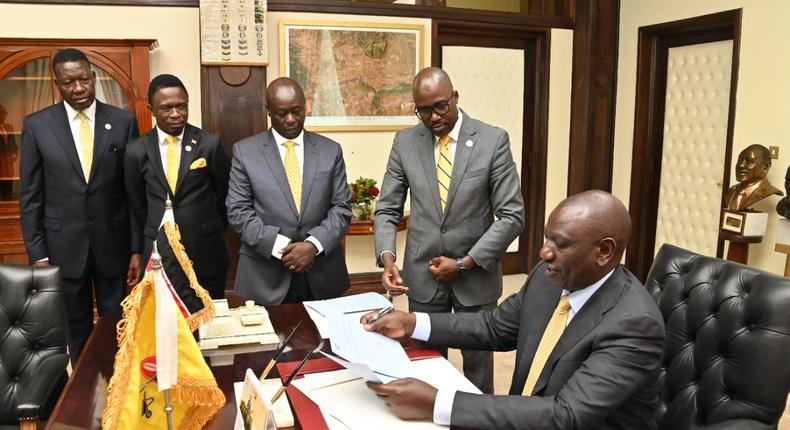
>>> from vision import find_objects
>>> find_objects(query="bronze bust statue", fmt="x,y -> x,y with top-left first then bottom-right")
775,166 -> 790,218
724,144 -> 783,211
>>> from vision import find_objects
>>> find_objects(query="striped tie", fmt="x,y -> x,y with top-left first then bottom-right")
77,112 -> 93,181
166,135 -> 179,194
283,140 -> 301,214
522,295 -> 571,395
436,135 -> 452,212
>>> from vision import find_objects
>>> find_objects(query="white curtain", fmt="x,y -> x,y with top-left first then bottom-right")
93,66 -> 129,110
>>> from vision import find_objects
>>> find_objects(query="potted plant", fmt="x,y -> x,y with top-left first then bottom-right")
349,177 -> 379,220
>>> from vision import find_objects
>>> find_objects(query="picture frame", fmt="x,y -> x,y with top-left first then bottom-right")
279,20 -> 425,131
199,0 -> 268,66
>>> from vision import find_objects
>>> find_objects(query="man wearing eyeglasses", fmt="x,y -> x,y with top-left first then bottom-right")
124,74 -> 231,309
374,67 -> 525,393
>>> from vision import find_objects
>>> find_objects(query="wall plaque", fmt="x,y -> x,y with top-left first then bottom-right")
200,0 -> 268,65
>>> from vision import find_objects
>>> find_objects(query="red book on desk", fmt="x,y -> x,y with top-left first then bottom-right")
276,348 -> 441,430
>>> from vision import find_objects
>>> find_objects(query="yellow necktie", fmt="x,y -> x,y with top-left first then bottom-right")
283,140 -> 301,214
436,135 -> 452,212
77,112 -> 93,180
522,295 -> 571,395
166,135 -> 179,194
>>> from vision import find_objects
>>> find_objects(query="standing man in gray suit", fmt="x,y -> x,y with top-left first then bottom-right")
365,191 -> 665,429
19,48 -> 141,362
227,77 -> 351,304
374,67 -> 524,393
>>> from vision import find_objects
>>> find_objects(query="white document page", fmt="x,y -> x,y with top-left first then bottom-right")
327,311 -> 417,381
304,292 -> 391,316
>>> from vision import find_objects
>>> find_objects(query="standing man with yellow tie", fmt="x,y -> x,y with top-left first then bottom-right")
227,77 -> 351,304
365,191 -> 665,429
19,48 -> 140,362
374,67 -> 524,393
125,74 -> 231,308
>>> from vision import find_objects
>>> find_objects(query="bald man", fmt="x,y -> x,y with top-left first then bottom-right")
724,144 -> 783,211
374,67 -> 524,393
226,77 -> 351,304
365,191 -> 665,430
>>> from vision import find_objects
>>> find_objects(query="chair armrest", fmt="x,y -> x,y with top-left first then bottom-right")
18,415 -> 38,430
700,419 -> 777,430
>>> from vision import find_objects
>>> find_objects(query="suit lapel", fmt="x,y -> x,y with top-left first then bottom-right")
175,125 -> 198,195
445,113 -> 476,215
142,128 -> 169,196
49,102 -> 85,182
89,102 -> 111,184
416,127 -> 443,219
531,268 -> 627,395
300,132 -> 319,217
260,130 -> 299,217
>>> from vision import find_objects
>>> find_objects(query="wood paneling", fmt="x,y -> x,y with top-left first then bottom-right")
200,65 -> 268,290
625,9 -> 741,281
566,0 -> 619,195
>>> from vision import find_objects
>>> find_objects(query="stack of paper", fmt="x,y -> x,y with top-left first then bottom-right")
304,292 -> 392,339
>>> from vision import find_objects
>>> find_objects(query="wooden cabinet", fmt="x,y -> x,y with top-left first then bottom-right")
0,38 -> 154,263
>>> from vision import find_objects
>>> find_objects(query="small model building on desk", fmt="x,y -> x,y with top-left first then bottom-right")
199,299 -> 280,366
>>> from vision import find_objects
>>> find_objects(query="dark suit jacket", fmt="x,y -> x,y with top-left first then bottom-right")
19,101 -> 139,279
124,124 -> 231,280
428,263 -> 665,430
226,129 -> 352,304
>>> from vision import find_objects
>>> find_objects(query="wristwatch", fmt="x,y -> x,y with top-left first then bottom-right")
456,258 -> 470,277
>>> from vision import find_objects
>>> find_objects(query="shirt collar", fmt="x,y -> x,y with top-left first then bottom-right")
272,128 -> 305,147
562,268 -> 616,316
156,125 -> 185,146
435,110 -> 464,144
63,100 -> 97,123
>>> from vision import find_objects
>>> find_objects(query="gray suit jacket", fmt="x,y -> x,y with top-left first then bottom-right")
429,263 -> 665,430
19,101 -> 139,278
374,111 -> 524,306
226,129 -> 351,304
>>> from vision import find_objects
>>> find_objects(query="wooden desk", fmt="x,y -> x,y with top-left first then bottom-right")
344,215 -> 409,295
45,301 -> 322,430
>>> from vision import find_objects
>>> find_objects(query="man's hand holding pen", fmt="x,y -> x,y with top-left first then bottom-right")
361,309 -> 417,340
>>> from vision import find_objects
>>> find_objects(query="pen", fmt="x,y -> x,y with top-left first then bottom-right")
259,320 -> 303,381
271,340 -> 323,403
367,305 -> 394,324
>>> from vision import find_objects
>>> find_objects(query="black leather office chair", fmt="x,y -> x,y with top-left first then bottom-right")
0,264 -> 69,430
646,244 -> 790,430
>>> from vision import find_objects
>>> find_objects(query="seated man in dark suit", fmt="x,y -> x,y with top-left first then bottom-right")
364,190 -> 665,430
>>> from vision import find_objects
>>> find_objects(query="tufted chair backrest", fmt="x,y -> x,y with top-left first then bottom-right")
0,264 -> 69,424
646,244 -> 790,430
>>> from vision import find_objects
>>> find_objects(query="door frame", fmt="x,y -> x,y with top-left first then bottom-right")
434,20 -> 550,273
625,9 -> 742,281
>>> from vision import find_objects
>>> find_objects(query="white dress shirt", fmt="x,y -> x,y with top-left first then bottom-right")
269,128 -> 323,259
380,111 -> 465,261
63,100 -> 96,177
414,268 -> 616,426
155,126 -> 184,193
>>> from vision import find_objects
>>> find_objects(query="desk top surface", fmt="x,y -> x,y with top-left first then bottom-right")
45,301 -> 322,430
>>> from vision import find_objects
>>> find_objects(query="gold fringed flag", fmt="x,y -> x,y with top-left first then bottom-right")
102,205 -> 225,430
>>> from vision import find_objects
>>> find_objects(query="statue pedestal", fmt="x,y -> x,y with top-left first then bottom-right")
719,210 -> 766,264
774,218 -> 790,277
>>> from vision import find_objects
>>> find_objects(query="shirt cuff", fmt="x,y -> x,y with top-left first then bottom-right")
433,389 -> 455,426
411,312 -> 431,341
36,258 -> 49,263
380,250 -> 396,261
271,234 -> 291,260
305,236 -> 323,255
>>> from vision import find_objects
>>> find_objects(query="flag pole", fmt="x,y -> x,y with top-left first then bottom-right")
150,244 -> 175,430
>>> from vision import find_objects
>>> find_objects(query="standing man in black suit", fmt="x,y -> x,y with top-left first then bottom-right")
19,48 -> 141,362
125,74 -> 231,306
364,191 -> 665,429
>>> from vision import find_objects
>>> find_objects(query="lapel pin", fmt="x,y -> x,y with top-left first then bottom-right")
191,139 -> 197,145
465,140 -> 473,147
185,146 -> 192,152
105,123 -> 112,130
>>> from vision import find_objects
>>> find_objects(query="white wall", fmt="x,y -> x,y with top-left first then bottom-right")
0,3 -> 202,126
615,0 -> 790,275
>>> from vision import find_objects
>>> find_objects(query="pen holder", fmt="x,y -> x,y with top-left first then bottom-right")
239,369 -> 294,429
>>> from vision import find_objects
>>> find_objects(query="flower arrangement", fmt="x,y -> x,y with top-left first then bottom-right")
349,177 -> 379,220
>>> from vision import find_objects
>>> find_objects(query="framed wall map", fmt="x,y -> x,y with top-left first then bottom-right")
279,20 -> 424,131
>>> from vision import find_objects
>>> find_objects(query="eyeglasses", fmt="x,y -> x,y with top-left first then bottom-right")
156,104 -> 188,115
414,91 -> 456,120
